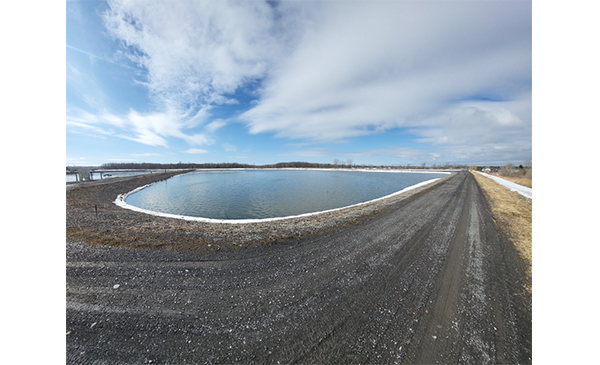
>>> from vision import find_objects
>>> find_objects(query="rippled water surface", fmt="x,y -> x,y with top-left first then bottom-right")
125,169 -> 447,220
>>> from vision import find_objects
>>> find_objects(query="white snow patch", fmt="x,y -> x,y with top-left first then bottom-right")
474,171 -> 532,199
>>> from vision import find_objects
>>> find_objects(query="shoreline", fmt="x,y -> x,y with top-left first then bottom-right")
114,170 -> 450,224
67,170 -> 455,249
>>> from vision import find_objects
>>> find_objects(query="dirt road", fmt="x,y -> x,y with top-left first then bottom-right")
66,171 -> 531,364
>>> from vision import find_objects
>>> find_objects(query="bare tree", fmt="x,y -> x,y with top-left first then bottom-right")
499,163 -> 516,177
524,158 -> 532,179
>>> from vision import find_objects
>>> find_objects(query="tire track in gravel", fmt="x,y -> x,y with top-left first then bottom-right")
66,171 -> 531,364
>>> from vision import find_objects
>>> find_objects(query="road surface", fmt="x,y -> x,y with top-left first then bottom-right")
66,171 -> 531,364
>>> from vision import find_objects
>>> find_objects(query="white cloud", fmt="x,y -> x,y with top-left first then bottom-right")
205,120 -> 227,132
66,157 -> 87,165
132,153 -> 162,157
346,147 -> 441,164
412,92 -> 532,163
223,143 -> 237,152
238,0 -> 531,157
67,45 -> 134,70
69,0 -> 531,164
185,148 -> 209,154
66,62 -> 111,111
66,121 -> 111,138
279,148 -> 329,158
67,107 -> 214,148
68,0 -> 296,150
102,0 -> 283,111
118,129 -> 168,147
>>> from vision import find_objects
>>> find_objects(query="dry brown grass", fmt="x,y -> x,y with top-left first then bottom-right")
471,172 -> 532,291
495,175 -> 532,188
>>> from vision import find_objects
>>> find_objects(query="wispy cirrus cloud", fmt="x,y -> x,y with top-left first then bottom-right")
67,107 -> 213,148
66,44 -> 134,70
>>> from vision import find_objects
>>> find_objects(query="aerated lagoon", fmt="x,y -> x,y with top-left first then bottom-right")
124,169 -> 448,220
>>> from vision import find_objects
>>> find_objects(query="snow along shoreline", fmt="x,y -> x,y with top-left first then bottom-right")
474,171 -> 532,199
114,169 -> 451,224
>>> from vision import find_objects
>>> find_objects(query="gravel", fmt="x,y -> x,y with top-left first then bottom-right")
66,171 -> 532,364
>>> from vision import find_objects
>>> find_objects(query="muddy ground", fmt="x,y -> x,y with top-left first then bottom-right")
66,171 -> 531,363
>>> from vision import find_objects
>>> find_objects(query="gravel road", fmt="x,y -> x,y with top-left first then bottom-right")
66,171 -> 531,364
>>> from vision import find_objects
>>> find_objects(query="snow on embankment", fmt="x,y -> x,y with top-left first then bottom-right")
474,171 -> 532,200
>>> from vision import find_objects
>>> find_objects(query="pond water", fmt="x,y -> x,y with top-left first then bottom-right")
124,169 -> 448,220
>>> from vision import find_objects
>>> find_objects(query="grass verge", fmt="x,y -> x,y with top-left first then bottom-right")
471,172 -> 532,292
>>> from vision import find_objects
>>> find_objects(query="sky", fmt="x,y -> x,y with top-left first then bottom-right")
66,0 -> 532,167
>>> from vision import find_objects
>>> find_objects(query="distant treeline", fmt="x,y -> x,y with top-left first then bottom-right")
470,163 -> 532,179
98,162 -> 255,170
88,161 -> 469,170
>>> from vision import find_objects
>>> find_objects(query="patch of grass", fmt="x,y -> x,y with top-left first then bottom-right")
66,227 -> 126,247
471,172 -> 532,291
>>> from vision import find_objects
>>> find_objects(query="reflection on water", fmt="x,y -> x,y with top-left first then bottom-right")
125,170 -> 448,220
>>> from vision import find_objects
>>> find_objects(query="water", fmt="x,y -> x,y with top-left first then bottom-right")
125,169 -> 448,220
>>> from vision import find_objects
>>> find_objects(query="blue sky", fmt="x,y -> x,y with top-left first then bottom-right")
66,0 -> 532,167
